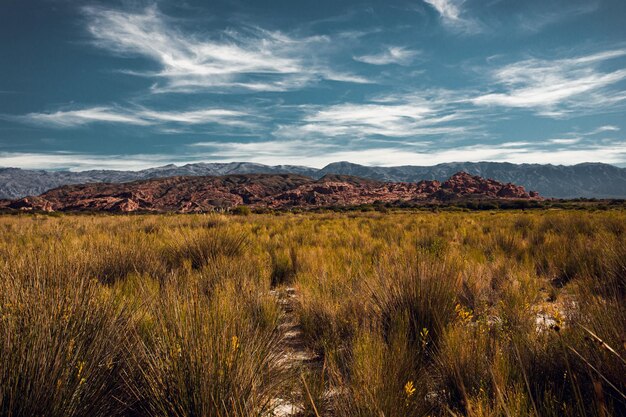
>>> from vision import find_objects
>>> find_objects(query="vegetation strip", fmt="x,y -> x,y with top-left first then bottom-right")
0,210 -> 624,416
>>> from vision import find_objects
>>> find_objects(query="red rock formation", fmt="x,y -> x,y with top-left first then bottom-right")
5,196 -> 53,212
443,172 -> 535,199
0,172 -> 541,213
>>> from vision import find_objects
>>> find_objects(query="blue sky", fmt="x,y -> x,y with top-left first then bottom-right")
1,0 -> 625,170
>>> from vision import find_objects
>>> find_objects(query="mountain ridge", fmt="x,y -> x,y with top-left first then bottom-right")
1,161 -> 625,199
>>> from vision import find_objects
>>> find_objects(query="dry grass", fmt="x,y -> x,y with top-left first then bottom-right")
0,210 -> 624,416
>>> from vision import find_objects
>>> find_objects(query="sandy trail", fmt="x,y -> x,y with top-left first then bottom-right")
268,287 -> 323,417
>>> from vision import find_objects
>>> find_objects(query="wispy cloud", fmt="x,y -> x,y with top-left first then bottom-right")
354,46 -> 419,65
189,139 -> 337,159
18,107 -> 151,127
472,49 -> 626,116
0,152 -> 178,171
514,1 -> 599,34
134,108 -> 255,128
2,135 -> 625,171
588,125 -> 620,134
274,92 -> 473,140
545,124 -> 621,145
424,0 -> 461,21
549,138 -> 582,145
84,5 -> 369,93
187,137 -> 626,167
13,106 -> 257,129
423,0 -> 479,33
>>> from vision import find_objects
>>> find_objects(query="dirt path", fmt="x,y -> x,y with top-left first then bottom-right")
268,286 -> 322,416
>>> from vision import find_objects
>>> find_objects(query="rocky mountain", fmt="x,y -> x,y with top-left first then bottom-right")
0,172 -> 540,213
317,162 -> 626,199
0,161 -> 624,199
0,162 -> 317,200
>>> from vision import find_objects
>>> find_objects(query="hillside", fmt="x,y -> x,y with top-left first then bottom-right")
318,161 -> 626,199
0,172 -> 540,213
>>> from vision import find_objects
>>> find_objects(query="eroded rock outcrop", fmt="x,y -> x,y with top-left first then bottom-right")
0,172 -> 541,213
3,196 -> 54,212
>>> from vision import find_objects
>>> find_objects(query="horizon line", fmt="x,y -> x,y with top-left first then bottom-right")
1,160 -> 623,173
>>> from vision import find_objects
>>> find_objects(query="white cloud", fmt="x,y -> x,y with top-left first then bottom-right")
2,137 -> 625,171
274,92 -> 473,140
589,125 -> 620,134
498,141 -> 534,148
191,123 -> 626,167
215,142 -> 626,167
424,0 -> 461,21
515,2 -> 599,34
423,0 -> 479,33
135,108 -> 256,128
472,50 -> 626,116
22,107 -> 151,127
189,139 -> 337,159
14,106 -> 257,129
187,139 -> 626,167
548,138 -> 582,145
354,46 -> 419,65
84,5 -> 369,93
0,152 -> 177,171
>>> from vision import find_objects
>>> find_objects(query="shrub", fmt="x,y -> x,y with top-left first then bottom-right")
0,258 -> 134,417
269,246 -> 298,287
127,277 -> 290,417
166,228 -> 249,269
232,205 -> 251,216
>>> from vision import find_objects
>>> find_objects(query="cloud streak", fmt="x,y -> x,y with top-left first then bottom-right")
84,5 -> 369,93
188,136 -> 626,167
274,92 -> 474,140
423,0 -> 479,33
13,106 -> 257,129
0,151 -> 178,171
2,133 -> 625,171
472,49 -> 626,116
514,1 -> 599,34
354,46 -> 419,65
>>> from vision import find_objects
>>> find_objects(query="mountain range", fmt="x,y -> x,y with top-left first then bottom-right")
0,172 -> 540,213
1,161 -> 625,199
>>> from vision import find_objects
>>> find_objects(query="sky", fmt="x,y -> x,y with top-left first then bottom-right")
0,0 -> 625,171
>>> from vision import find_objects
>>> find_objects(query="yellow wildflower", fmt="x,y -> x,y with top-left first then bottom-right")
404,380 -> 416,398
420,328 -> 429,349
455,303 -> 474,323
231,335 -> 240,352
76,361 -> 85,379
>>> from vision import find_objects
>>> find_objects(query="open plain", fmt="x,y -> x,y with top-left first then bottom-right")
1,209 -> 624,416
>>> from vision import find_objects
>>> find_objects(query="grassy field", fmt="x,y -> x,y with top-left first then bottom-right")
0,209 -> 624,417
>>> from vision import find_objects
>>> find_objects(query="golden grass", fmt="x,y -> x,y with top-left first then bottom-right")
0,210 -> 624,416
